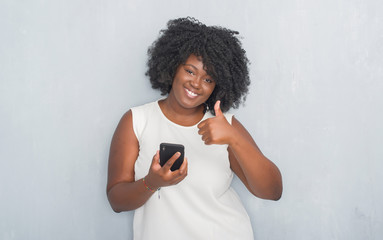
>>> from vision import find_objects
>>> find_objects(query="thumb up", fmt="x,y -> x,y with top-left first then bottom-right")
197,100 -> 234,145
214,100 -> 223,117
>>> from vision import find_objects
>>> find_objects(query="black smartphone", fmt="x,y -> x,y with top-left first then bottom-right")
159,143 -> 184,171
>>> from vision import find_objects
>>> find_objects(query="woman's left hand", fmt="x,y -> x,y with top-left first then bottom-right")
197,101 -> 235,145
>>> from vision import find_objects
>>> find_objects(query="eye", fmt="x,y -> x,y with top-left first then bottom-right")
185,69 -> 194,75
204,78 -> 214,83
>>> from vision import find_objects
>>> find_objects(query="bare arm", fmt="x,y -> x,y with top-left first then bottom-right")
107,110 -> 188,212
197,101 -> 282,200
228,117 -> 282,200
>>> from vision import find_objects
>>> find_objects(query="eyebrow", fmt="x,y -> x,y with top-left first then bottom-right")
183,63 -> 198,70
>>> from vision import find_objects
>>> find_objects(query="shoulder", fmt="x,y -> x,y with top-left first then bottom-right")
230,116 -> 257,146
224,112 -> 234,124
130,100 -> 160,140
130,100 -> 159,123
131,100 -> 158,115
230,115 -> 246,131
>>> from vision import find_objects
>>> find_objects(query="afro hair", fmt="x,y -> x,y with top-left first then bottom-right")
146,17 -> 250,114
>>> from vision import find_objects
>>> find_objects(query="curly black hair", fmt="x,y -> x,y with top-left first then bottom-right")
146,17 -> 250,114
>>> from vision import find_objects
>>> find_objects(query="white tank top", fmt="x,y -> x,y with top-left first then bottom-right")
131,100 -> 253,240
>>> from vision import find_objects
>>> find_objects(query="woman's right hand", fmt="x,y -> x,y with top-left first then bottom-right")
144,150 -> 188,190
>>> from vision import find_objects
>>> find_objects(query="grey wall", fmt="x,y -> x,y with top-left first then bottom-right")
1,0 -> 382,239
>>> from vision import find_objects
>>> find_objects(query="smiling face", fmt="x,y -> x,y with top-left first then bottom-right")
168,54 -> 216,111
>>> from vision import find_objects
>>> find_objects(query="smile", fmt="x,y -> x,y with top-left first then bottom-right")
185,88 -> 199,98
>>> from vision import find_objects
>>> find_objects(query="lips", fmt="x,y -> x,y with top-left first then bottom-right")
184,88 -> 199,98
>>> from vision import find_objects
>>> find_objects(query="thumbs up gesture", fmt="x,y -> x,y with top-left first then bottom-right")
197,101 -> 235,145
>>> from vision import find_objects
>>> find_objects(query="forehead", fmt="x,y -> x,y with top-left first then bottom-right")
183,54 -> 209,74
184,54 -> 203,65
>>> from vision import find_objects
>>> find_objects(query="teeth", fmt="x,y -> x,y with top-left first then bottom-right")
186,89 -> 198,97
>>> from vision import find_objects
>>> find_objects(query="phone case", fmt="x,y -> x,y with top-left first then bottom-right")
160,143 -> 185,171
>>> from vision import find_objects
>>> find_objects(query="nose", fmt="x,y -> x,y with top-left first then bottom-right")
190,77 -> 202,89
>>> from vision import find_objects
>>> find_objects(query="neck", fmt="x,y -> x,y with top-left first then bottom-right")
159,94 -> 205,126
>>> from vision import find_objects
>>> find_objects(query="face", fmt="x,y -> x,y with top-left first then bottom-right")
169,54 -> 216,110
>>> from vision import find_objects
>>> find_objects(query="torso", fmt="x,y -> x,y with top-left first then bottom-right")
130,100 -> 253,240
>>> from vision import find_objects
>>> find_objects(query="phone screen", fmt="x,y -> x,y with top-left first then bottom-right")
159,143 -> 184,171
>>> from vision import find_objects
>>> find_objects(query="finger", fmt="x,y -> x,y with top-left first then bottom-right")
198,127 -> 206,135
214,100 -> 223,117
197,119 -> 207,129
171,166 -> 188,184
202,137 -> 210,145
151,150 -> 160,166
178,157 -> 188,175
201,133 -> 209,142
162,151 -> 181,171
171,173 -> 188,185
197,119 -> 210,134
170,158 -> 188,184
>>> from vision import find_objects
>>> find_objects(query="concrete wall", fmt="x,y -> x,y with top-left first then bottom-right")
1,0 -> 382,239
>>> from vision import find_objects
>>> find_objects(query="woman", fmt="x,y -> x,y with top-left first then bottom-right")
107,17 -> 282,240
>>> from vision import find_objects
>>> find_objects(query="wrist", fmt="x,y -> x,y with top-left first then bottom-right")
143,175 -> 159,192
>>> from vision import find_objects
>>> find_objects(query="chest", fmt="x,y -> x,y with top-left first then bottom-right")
135,120 -> 233,193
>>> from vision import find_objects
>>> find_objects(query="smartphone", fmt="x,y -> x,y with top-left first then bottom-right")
159,143 -> 184,171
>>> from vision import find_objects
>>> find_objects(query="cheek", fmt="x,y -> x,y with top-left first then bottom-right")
201,86 -> 215,102
206,84 -> 216,95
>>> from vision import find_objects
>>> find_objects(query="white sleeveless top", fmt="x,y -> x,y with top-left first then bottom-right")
131,100 -> 253,240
